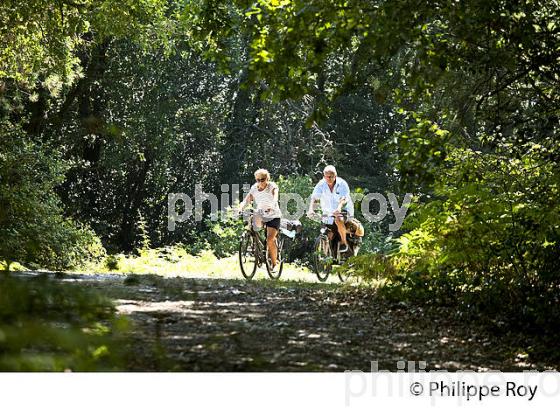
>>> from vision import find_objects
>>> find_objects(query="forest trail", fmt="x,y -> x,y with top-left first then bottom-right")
23,271 -> 557,372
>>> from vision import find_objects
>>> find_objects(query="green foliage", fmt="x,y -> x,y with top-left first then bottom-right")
393,114 -> 451,191
1,1 -> 185,258
104,255 -> 120,271
136,211 -> 152,254
184,0 -> 560,111
200,211 -> 245,258
53,40 -> 227,252
0,0 -> 174,88
335,253 -> 397,282
0,121 -> 105,270
3,0 -> 559,340
0,274 -> 129,371
360,227 -> 400,256
373,140 -> 560,331
345,137 -> 560,331
183,0 -> 559,334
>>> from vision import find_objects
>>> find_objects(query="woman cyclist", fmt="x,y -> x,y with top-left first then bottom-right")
238,169 -> 282,272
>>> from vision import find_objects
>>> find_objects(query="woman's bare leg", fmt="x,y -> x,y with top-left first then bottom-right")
267,227 -> 278,267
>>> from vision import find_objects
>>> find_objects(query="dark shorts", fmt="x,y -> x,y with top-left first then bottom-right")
264,218 -> 281,230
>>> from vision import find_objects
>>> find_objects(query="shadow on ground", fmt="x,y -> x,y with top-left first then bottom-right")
58,273 -> 557,372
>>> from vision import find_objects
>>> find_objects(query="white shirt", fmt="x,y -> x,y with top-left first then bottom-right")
249,181 -> 282,219
311,177 -> 354,221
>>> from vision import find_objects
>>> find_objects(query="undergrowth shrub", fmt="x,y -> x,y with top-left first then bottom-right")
0,274 -> 129,371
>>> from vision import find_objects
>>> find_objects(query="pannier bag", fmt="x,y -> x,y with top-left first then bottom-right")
279,219 -> 302,238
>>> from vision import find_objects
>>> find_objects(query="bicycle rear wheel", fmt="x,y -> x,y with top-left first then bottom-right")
239,232 -> 257,279
266,236 -> 284,280
313,236 -> 332,282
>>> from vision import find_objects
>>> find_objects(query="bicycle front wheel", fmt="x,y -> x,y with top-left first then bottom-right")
313,236 -> 332,282
338,267 -> 352,282
239,232 -> 257,279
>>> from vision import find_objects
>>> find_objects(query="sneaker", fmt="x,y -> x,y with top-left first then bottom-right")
270,263 -> 278,274
339,244 -> 349,253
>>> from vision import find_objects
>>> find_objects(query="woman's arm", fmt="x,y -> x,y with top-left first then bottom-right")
238,193 -> 253,211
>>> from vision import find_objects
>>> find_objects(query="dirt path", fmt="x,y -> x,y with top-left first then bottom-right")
54,273 -> 556,372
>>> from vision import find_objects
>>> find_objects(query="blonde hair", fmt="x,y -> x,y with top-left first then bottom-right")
254,168 -> 270,180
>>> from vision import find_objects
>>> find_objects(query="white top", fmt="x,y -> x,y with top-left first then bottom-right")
249,181 -> 282,219
311,177 -> 354,221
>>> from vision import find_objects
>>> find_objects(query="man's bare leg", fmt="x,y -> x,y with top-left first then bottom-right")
334,216 -> 348,249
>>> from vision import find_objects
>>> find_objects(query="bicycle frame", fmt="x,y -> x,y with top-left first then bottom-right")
243,212 -> 268,265
314,214 -> 346,262
320,224 -> 344,262
309,212 -> 357,282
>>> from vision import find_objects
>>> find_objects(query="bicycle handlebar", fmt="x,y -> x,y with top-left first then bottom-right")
238,208 -> 274,221
307,212 -> 334,222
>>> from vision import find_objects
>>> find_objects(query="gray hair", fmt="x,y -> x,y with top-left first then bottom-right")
323,165 -> 337,175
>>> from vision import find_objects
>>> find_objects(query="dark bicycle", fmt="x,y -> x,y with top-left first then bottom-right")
238,209 -> 285,280
308,212 -> 362,282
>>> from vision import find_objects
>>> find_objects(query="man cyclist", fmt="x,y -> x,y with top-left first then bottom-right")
307,165 -> 354,252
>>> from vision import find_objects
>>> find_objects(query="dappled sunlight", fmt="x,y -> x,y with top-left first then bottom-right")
84,247 -> 350,285
57,272 -> 556,371
2,0 -> 559,379
116,300 -> 198,314
8,271 -> 558,371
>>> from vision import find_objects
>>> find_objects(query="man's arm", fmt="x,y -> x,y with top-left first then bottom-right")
307,198 -> 319,216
